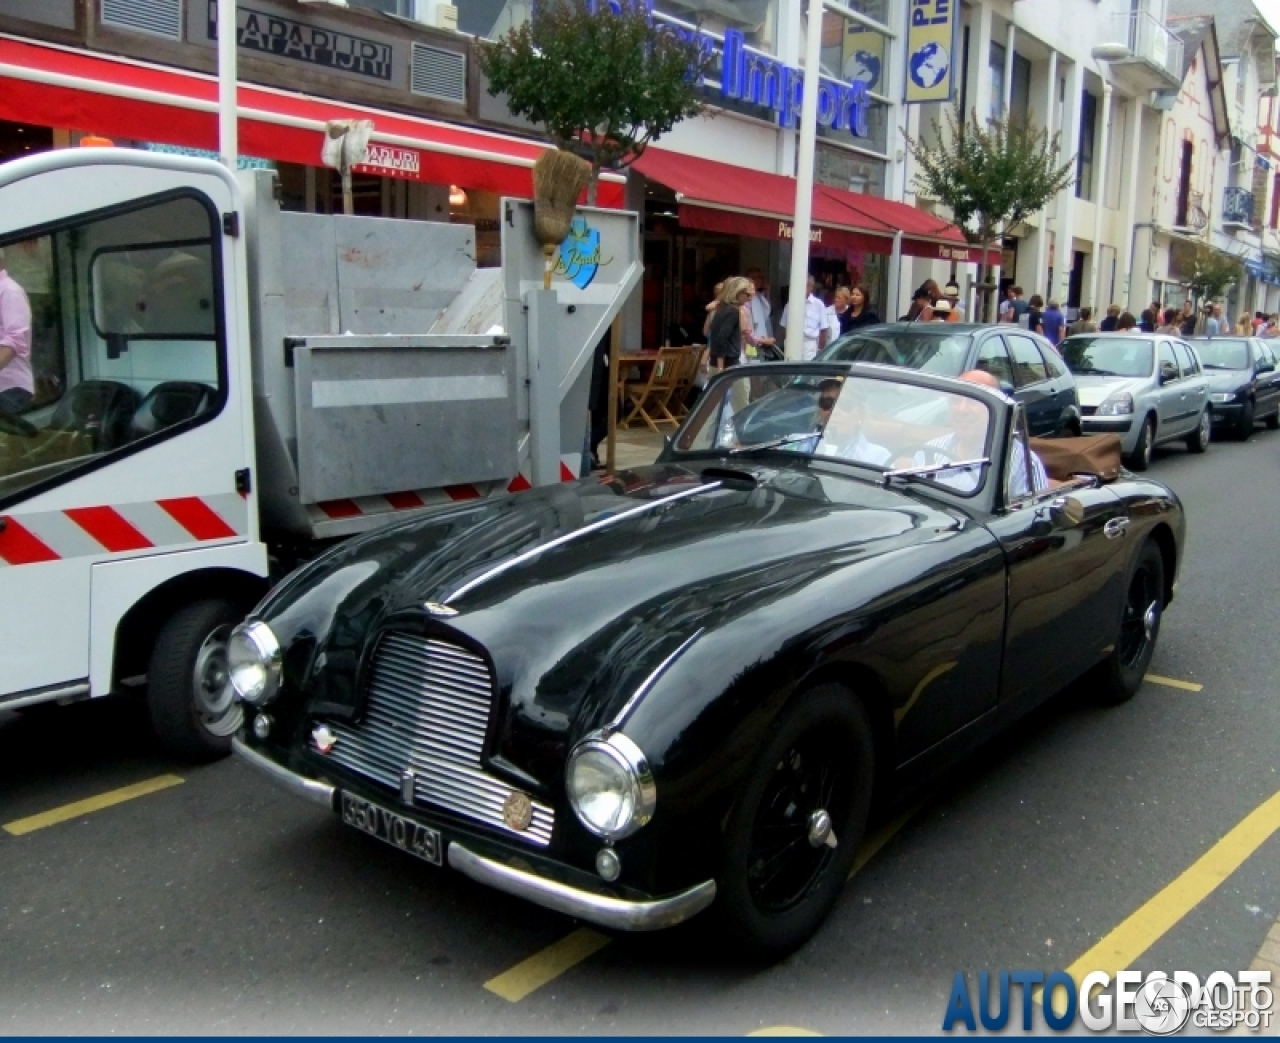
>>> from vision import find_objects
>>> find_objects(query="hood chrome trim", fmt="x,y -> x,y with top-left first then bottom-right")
444,481 -> 724,604
609,627 -> 706,731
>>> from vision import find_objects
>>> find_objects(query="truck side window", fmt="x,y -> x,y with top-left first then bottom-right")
0,193 -> 224,506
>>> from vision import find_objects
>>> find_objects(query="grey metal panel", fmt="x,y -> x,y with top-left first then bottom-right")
5,0 -> 75,28
332,215 -> 475,334
294,335 -> 515,504
279,212 -> 340,337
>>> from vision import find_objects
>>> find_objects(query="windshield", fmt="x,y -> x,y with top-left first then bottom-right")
1061,337 -> 1154,378
1192,339 -> 1250,369
674,369 -> 994,495
821,330 -> 974,376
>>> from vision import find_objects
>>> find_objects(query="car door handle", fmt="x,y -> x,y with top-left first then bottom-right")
1104,517 -> 1130,540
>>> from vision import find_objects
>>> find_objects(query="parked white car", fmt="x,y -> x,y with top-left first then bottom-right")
1059,333 -> 1211,471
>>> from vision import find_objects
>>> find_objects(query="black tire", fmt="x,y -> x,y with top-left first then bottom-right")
1092,540 -> 1165,705
147,598 -> 245,762
712,684 -> 874,960
1265,408 -> 1280,430
1186,408 -> 1210,453
1127,417 -> 1155,471
1236,400 -> 1256,440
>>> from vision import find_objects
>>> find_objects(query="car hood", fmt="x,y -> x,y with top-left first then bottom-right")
1204,369 -> 1249,393
258,461 -> 969,784
1075,375 -> 1148,407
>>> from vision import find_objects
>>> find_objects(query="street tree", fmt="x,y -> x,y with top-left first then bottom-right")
905,107 -> 1076,320
478,0 -> 713,205
1185,242 -> 1243,305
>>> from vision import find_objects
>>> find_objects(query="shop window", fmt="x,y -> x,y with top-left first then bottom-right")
0,193 -> 225,506
1010,54 -> 1031,125
0,121 -> 54,164
819,9 -> 891,99
1076,91 -> 1097,201
989,41 -> 1006,121
657,0 -> 779,51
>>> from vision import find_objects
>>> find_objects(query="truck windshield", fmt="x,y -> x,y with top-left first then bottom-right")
0,194 -> 224,506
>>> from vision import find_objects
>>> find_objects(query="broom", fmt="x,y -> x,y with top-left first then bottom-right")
532,148 -> 590,290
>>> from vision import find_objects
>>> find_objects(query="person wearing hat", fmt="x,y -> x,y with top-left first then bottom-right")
900,286 -> 933,321
929,299 -> 952,321
942,282 -> 965,322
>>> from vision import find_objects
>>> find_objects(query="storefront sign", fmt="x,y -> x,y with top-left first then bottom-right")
904,0 -> 958,105
721,30 -> 869,137
354,144 -> 421,178
778,222 -> 824,244
206,2 -> 394,82
582,0 -> 870,139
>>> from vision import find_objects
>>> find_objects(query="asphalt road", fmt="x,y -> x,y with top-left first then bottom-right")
2,426 -> 1279,1035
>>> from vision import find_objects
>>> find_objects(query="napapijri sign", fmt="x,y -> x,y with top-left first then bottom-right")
206,2 -> 394,82
354,145 -> 421,178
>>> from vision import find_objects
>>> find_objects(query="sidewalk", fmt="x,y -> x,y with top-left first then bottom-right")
606,428 -> 667,471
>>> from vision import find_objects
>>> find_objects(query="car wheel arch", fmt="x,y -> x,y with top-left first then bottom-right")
1146,522 -> 1178,605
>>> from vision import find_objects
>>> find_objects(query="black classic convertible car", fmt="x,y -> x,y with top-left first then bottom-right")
230,363 -> 1184,957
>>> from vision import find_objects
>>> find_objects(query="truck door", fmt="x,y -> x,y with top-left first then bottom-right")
0,154 -> 251,702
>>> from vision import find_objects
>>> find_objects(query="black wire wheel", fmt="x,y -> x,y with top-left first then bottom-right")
714,684 -> 874,958
1092,539 -> 1165,705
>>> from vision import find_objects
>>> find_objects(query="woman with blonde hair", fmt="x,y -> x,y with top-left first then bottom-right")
1236,313 -> 1253,336
707,276 -> 752,371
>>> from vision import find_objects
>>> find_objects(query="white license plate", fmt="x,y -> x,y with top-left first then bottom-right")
341,792 -> 442,866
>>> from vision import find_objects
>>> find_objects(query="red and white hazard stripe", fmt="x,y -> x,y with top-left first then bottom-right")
308,456 -> 584,525
0,493 -> 248,567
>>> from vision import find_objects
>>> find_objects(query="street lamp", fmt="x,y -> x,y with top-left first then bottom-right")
784,0 -> 826,361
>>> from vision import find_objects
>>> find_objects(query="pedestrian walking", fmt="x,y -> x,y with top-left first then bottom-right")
1003,286 -> 1030,325
779,275 -> 828,360
1099,304 -> 1121,332
1024,294 -> 1045,336
707,277 -> 751,371
1235,313 -> 1253,336
1138,308 -> 1156,333
1156,308 -> 1181,335
1116,311 -> 1138,332
941,282 -> 966,322
1205,303 -> 1225,337
1067,306 -> 1098,336
1041,299 -> 1066,345
846,285 -> 880,329
1179,301 -> 1197,337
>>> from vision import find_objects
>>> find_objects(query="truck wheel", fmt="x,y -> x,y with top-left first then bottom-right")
713,685 -> 873,960
147,598 -> 245,762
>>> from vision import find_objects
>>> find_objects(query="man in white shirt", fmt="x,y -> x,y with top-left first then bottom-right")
780,276 -> 828,360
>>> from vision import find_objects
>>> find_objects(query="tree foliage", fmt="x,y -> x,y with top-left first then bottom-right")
479,0 -> 713,203
906,107 -> 1076,317
1185,241 -> 1242,303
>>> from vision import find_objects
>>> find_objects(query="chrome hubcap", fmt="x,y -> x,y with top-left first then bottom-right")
807,808 -> 837,849
1143,600 -> 1159,641
192,623 -> 242,737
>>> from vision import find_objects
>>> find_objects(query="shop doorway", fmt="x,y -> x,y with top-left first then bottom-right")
0,120 -> 53,163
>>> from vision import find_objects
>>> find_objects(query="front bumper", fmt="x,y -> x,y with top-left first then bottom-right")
1209,401 -> 1244,423
230,737 -> 717,932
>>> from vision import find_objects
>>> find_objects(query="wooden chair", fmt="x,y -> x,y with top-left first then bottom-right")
668,346 -> 703,420
622,346 -> 687,432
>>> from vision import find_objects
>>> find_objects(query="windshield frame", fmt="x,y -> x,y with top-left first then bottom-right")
664,361 -> 1011,510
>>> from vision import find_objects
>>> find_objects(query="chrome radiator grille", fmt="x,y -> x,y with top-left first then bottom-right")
325,633 -> 554,846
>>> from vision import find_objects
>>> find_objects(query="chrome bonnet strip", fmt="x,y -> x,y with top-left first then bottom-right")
609,627 -> 705,731
447,842 -> 717,932
444,481 -> 723,604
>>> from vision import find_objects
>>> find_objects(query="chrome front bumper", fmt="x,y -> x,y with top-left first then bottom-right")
230,737 -> 717,932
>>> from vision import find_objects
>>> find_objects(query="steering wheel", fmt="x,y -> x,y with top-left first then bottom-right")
0,411 -> 38,439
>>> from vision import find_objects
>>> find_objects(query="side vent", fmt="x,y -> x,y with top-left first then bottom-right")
411,43 -> 467,104
101,0 -> 183,39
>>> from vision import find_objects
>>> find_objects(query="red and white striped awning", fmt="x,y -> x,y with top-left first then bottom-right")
0,33 -> 626,206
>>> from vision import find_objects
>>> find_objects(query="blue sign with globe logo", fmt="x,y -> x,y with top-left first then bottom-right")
904,0 -> 957,104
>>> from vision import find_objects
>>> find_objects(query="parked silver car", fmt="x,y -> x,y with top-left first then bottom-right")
1059,333 -> 1211,470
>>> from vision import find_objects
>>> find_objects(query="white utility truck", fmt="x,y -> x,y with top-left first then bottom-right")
0,148 -> 639,760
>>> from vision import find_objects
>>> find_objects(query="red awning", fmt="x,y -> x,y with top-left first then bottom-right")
0,34 -> 626,206
632,147 -> 994,263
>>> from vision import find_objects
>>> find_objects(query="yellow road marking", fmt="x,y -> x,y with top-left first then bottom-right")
489,796 -> 931,1002
747,1028 -> 823,1036
3,774 -> 185,836
483,927 -> 611,1002
1145,673 -> 1203,692
1040,788 -> 1280,1011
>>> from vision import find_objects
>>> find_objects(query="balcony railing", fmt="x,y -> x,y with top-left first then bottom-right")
1224,186 -> 1255,226
1110,8 -> 1184,83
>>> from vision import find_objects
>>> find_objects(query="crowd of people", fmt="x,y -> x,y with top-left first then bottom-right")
995,286 -> 1280,341
702,270 -> 882,370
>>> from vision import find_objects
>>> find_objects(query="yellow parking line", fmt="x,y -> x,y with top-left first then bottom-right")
1145,673 -> 1203,692
483,927 -> 611,1002
747,1028 -> 823,1036
3,774 -> 185,836
488,797 -> 928,1003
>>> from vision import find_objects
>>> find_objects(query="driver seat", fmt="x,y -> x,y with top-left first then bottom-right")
128,381 -> 217,442
47,380 -> 140,453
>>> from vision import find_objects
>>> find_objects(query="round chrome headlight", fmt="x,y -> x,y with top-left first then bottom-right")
227,620 -> 282,707
565,732 -> 656,840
